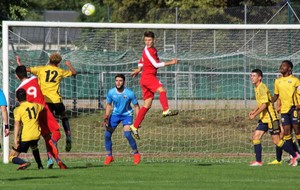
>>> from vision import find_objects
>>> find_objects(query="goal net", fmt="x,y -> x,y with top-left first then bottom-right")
2,21 -> 300,163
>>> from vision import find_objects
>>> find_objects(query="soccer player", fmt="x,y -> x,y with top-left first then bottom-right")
269,60 -> 300,164
18,53 -> 76,153
9,88 -> 44,170
103,74 -> 141,165
129,31 -> 179,139
15,63 -> 67,169
249,69 -> 298,166
0,89 -> 9,149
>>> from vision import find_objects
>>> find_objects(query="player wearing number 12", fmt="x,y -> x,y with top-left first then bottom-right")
26,53 -> 77,154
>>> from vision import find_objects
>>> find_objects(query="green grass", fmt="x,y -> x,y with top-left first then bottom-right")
1,161 -> 300,190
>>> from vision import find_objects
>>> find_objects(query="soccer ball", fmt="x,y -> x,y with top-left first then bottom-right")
82,3 -> 95,16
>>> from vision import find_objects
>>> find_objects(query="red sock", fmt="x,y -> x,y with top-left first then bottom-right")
159,91 -> 169,111
134,107 -> 149,128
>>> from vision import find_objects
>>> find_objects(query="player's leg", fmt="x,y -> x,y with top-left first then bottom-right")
52,103 -> 72,152
30,140 -> 43,169
123,116 -> 140,164
103,115 -> 119,165
156,86 -> 178,117
249,122 -> 265,166
9,143 -> 31,170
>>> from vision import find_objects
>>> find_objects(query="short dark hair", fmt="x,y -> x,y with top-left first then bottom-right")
15,65 -> 28,79
282,60 -> 293,69
16,88 -> 26,102
115,74 -> 125,81
251,69 -> 263,78
144,31 -> 155,38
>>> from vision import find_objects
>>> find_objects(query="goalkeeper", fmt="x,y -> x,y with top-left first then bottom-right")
249,69 -> 298,166
102,74 -> 141,165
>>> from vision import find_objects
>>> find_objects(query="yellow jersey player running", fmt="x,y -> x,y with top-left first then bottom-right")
249,69 -> 298,166
269,60 -> 300,164
10,88 -> 44,170
21,53 -> 77,155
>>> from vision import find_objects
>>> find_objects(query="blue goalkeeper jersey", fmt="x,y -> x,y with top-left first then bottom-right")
0,89 -> 7,106
106,87 -> 138,116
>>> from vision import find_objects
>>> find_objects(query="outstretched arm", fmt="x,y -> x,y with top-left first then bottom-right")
15,55 -> 31,72
130,66 -> 142,78
64,61 -> 77,76
164,59 -> 178,66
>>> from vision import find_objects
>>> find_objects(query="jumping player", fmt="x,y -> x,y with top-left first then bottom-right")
130,31 -> 179,139
102,74 -> 141,165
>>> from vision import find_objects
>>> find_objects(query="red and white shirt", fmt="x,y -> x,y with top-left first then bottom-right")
139,46 -> 165,77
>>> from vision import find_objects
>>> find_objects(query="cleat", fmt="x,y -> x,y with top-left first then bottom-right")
130,125 -> 140,140
47,158 -> 54,169
290,153 -> 299,167
65,136 -> 72,152
38,165 -> 44,170
162,109 -> 179,117
58,161 -> 68,169
133,153 -> 141,165
17,162 -> 31,170
267,160 -> 282,165
249,161 -> 263,166
103,156 -> 114,165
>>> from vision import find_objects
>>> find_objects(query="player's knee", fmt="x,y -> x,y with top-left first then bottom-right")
104,130 -> 112,140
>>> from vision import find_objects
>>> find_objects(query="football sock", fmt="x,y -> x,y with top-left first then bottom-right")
253,140 -> 262,162
62,117 -> 71,136
12,157 -> 26,165
159,91 -> 169,111
32,147 -> 43,167
124,131 -> 137,150
275,145 -> 283,162
104,130 -> 113,153
133,106 -> 149,128
278,139 -> 296,157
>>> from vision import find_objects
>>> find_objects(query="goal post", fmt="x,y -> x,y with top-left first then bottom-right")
3,21 -> 300,163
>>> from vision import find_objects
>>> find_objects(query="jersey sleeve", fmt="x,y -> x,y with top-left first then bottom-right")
145,47 -> 165,68
106,90 -> 113,104
0,89 -> 7,106
13,108 -> 21,121
30,66 -> 40,76
61,69 -> 73,78
274,79 -> 279,95
129,90 -> 138,105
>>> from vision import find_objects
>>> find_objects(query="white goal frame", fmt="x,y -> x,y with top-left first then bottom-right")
3,21 -> 300,163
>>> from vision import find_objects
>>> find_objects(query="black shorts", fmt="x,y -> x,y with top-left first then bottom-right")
47,103 -> 66,116
15,139 -> 39,153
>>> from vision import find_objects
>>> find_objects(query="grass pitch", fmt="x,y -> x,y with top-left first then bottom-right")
1,161 -> 300,190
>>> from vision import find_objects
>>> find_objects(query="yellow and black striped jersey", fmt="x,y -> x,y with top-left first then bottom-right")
274,75 -> 300,114
255,82 -> 278,123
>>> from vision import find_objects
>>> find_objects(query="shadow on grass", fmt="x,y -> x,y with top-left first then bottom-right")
2,176 -> 59,181
194,163 -> 212,166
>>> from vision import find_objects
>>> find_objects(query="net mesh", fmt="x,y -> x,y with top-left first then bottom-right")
3,24 -> 300,163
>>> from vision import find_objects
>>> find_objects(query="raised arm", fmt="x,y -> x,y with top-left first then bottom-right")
15,55 -> 31,72
64,61 -> 77,76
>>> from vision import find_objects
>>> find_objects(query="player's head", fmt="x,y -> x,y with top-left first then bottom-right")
280,60 -> 293,75
250,69 -> 263,85
115,74 -> 125,90
144,31 -> 155,48
16,88 -> 26,102
15,65 -> 28,81
49,53 -> 62,65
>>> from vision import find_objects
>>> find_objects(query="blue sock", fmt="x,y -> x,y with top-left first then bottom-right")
124,131 -> 137,151
254,144 -> 262,162
104,130 -> 113,155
